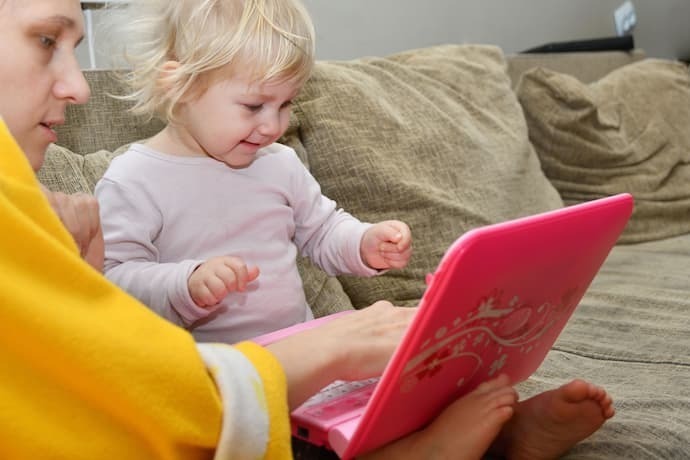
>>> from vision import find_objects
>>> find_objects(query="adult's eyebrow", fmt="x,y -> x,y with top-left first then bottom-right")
44,14 -> 76,27
41,15 -> 85,46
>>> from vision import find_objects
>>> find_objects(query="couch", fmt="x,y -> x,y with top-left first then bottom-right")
38,45 -> 690,459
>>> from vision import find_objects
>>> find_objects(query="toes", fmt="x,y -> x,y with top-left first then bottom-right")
474,374 -> 511,395
488,405 -> 514,425
600,390 -> 613,408
487,387 -> 518,407
582,383 -> 615,416
604,405 -> 616,419
559,379 -> 591,403
499,393 -> 519,411
559,380 -> 616,421
588,383 -> 607,400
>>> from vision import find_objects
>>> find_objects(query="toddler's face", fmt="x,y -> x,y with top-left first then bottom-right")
174,71 -> 301,168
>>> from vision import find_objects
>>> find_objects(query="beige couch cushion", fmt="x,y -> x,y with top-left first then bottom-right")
506,49 -> 645,87
516,58 -> 690,243
285,44 -> 563,308
54,70 -> 164,155
38,144 -> 115,194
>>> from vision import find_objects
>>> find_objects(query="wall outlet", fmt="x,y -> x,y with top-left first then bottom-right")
614,1 -> 637,36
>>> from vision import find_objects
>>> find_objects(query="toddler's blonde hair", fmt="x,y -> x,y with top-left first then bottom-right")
105,0 -> 315,123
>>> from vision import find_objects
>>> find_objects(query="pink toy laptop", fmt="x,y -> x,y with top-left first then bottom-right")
253,193 -> 633,459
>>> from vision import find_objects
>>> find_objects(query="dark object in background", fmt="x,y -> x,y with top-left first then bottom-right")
522,35 -> 634,54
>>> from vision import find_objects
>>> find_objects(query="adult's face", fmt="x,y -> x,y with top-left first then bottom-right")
0,0 -> 90,170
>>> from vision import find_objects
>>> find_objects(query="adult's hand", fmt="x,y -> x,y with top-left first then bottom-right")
266,301 -> 416,408
42,186 -> 104,271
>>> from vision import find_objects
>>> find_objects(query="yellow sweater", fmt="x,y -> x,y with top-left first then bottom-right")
0,120 -> 290,459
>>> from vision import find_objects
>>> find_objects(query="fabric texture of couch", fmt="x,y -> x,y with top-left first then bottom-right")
39,45 -> 690,459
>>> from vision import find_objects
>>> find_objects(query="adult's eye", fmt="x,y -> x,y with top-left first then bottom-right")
39,35 -> 57,49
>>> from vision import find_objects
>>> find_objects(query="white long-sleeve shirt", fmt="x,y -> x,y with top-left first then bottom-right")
96,143 -> 375,343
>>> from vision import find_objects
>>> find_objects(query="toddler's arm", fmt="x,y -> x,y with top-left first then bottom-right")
269,147 -> 407,277
95,177 -> 211,326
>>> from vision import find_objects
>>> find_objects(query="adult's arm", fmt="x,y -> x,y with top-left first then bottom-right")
0,123 -> 288,460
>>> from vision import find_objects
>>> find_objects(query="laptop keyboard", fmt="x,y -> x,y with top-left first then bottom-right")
298,378 -> 379,421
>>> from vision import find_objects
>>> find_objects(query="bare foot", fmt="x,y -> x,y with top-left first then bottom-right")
364,374 -> 517,460
492,379 -> 615,460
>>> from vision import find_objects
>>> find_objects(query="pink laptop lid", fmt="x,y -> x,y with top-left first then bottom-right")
331,193 -> 634,458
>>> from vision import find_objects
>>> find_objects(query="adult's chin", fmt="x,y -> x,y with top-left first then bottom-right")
22,141 -> 48,172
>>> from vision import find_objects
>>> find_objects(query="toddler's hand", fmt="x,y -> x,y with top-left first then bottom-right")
188,256 -> 260,308
360,220 -> 412,270
42,185 -> 104,272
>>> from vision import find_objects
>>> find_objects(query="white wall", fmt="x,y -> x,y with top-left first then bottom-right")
300,0 -> 690,60
78,0 -> 690,68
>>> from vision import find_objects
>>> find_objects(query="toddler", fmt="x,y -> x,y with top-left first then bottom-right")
95,0 -> 412,343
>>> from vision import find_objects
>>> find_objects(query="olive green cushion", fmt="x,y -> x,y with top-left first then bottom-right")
516,59 -> 690,243
37,143 -> 115,194
285,44 -> 563,308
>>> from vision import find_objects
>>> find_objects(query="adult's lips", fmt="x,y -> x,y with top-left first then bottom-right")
39,120 -> 62,142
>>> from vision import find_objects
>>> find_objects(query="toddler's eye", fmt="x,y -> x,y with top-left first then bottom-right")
281,100 -> 293,109
244,104 -> 263,112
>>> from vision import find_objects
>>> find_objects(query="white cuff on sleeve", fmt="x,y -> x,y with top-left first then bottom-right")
196,343 -> 269,460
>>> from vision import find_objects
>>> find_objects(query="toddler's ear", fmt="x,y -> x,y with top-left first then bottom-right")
156,60 -> 181,93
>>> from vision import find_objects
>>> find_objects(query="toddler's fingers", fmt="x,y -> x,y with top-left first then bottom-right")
246,265 -> 260,282
213,262 -> 242,292
192,284 -> 218,308
378,241 -> 412,257
383,247 -> 412,269
393,225 -> 412,250
382,257 -> 407,269
206,274 -> 234,301
221,257 -> 259,291
375,222 -> 403,244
